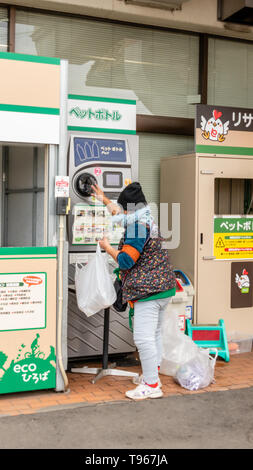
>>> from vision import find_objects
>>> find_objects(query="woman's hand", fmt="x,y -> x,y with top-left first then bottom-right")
99,236 -> 111,252
91,184 -> 121,216
99,236 -> 120,262
91,184 -> 104,203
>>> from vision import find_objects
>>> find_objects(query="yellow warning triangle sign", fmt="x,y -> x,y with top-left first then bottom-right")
216,236 -> 225,248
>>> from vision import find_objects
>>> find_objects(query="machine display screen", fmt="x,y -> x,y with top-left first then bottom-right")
103,172 -> 122,188
74,137 -> 127,167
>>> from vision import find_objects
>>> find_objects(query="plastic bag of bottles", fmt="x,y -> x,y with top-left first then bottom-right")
160,311 -> 199,377
175,348 -> 218,391
75,243 -> 116,317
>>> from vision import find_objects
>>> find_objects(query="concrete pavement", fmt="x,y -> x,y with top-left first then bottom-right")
0,386 -> 253,449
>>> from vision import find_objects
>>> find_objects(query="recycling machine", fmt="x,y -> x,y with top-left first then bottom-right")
67,131 -> 139,360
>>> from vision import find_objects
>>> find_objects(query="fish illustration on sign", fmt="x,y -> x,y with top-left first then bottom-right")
200,109 -> 230,142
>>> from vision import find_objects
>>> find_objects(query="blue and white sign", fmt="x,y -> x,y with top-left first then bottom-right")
74,137 -> 127,167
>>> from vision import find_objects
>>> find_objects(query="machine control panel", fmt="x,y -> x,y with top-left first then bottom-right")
69,135 -> 132,201
68,133 -> 135,251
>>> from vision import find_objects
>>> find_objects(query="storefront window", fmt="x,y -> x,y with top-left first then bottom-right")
0,7 -> 8,52
15,10 -> 199,118
1,145 -> 45,247
208,38 -> 253,108
214,178 -> 253,216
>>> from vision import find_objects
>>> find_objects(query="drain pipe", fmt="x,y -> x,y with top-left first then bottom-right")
56,58 -> 69,392
57,213 -> 69,392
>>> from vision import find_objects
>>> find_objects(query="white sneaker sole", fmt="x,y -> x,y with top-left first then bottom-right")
125,390 -> 163,400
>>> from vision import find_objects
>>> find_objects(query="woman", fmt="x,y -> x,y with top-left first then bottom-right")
92,182 -> 176,400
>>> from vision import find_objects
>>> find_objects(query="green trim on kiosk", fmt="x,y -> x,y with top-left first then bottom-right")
68,94 -> 136,105
67,125 -> 136,134
0,104 -> 60,115
196,144 -> 253,156
0,247 -> 57,256
0,51 -> 61,65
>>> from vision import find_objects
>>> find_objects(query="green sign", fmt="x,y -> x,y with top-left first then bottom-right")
69,106 -> 122,122
214,216 -> 253,259
0,335 -> 56,394
214,217 -> 253,233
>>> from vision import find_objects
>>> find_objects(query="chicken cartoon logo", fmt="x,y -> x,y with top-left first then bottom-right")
235,269 -> 250,294
200,109 -> 229,142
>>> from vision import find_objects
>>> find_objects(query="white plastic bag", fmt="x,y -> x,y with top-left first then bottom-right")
75,243 -> 116,317
160,310 -> 199,377
175,348 -> 218,391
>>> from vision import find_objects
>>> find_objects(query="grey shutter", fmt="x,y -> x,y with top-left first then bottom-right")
0,7 -> 8,52
15,10 -> 199,118
208,38 -> 253,107
139,133 -> 194,207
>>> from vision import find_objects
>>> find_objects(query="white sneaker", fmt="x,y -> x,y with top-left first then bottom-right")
125,382 -> 163,401
133,374 -> 162,388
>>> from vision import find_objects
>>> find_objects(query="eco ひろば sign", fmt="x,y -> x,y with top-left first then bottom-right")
0,333 -> 56,393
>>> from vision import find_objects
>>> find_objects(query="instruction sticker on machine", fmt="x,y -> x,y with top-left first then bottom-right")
72,203 -> 124,246
0,272 -> 46,331
214,216 -> 253,259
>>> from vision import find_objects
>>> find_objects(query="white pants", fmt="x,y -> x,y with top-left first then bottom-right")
133,297 -> 171,385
